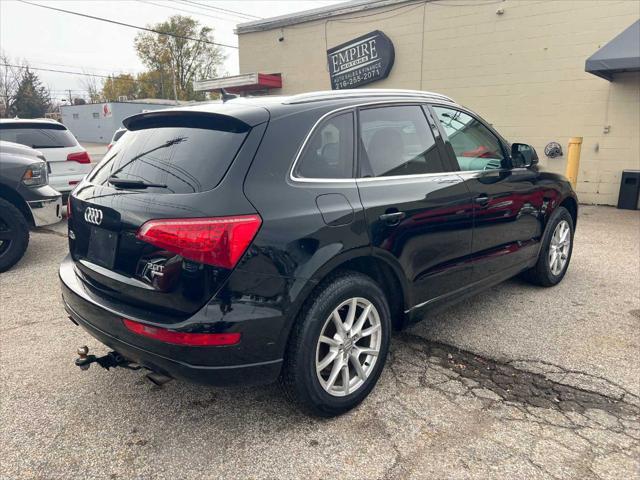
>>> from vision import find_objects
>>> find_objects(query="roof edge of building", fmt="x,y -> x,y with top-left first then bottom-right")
235,0 -> 412,34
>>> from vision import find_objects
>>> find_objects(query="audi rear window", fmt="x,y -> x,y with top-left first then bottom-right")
0,123 -> 78,148
89,115 -> 249,194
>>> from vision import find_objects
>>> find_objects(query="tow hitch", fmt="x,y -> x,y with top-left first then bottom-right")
74,346 -> 173,386
75,346 -> 141,371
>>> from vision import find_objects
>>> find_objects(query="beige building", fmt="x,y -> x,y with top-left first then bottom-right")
203,0 -> 640,206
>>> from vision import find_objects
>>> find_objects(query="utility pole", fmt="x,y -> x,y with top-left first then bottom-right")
68,89 -> 72,104
170,57 -> 178,105
169,37 -> 178,105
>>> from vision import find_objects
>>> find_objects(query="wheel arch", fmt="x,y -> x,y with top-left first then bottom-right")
291,247 -> 411,331
0,184 -> 33,226
559,195 -> 578,228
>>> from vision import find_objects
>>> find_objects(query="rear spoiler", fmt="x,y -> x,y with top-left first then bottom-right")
123,106 -> 269,132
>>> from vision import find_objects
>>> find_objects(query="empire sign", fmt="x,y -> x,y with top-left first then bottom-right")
327,30 -> 395,90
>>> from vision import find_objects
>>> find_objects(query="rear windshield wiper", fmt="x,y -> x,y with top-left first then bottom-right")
108,176 -> 167,189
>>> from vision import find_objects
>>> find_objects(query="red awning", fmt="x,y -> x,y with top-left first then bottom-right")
193,73 -> 282,93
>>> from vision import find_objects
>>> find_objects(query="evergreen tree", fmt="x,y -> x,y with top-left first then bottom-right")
11,69 -> 50,118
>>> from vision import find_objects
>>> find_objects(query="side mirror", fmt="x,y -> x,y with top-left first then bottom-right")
511,143 -> 539,168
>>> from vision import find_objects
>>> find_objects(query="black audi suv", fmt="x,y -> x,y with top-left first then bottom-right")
60,89 -> 578,416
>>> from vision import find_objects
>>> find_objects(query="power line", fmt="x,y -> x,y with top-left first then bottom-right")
137,0 -> 239,23
17,0 -> 239,49
177,0 -> 262,20
0,63 -> 158,86
22,59 -> 141,75
178,0 -> 261,20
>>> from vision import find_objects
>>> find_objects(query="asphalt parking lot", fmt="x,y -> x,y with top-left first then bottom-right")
1,205 -> 638,479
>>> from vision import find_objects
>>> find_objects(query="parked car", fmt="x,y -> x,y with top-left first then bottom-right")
0,119 -> 92,196
60,89 -> 578,416
107,127 -> 127,151
0,141 -> 62,271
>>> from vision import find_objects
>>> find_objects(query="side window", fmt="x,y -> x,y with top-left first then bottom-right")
294,112 -> 354,179
359,105 -> 446,178
433,106 -> 504,171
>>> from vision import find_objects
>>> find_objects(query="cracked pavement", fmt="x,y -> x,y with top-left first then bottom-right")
1,206 -> 639,479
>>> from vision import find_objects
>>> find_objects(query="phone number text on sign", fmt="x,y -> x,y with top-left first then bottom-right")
333,63 -> 383,89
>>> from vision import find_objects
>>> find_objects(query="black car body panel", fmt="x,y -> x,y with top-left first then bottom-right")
60,91 -> 578,385
60,255 -> 283,385
67,121 -> 269,317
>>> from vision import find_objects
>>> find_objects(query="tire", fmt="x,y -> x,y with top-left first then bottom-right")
522,206 -> 574,287
0,198 -> 30,273
281,271 -> 391,417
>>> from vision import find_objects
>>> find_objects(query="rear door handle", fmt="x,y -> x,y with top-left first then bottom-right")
379,211 -> 406,226
474,194 -> 490,206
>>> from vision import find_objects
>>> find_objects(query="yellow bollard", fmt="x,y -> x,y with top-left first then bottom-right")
565,137 -> 583,189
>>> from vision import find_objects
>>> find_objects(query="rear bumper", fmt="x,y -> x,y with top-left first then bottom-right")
49,171 -> 91,193
59,255 -> 283,386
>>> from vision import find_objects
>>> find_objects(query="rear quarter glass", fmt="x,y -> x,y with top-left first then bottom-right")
0,124 -> 78,148
88,116 -> 249,194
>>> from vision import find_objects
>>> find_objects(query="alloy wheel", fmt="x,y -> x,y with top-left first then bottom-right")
548,219 -> 571,275
315,297 -> 382,397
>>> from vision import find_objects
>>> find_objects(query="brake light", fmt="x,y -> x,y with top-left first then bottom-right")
123,319 -> 241,346
67,151 -> 91,164
136,215 -> 262,269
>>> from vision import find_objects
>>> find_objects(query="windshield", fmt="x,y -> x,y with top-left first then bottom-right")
0,124 -> 78,148
89,121 -> 248,194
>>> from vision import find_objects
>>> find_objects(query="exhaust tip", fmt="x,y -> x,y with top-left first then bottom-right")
146,372 -> 173,387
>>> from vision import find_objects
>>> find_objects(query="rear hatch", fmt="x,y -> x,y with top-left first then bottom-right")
0,122 -> 90,181
68,108 -> 268,320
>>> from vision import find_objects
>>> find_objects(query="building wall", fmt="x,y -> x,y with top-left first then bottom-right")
238,0 -> 640,205
60,102 -> 168,143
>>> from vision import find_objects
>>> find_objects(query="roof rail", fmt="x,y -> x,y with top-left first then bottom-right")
285,89 -> 455,105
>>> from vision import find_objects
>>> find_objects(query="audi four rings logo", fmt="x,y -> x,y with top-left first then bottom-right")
84,207 -> 104,225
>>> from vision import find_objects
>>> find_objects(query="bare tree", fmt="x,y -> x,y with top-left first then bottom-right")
80,73 -> 103,103
0,51 -> 26,118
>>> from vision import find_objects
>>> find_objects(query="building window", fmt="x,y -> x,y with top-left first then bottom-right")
72,113 -> 79,119
92,113 -> 100,119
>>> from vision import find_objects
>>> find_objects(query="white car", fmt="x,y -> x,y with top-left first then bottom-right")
0,119 -> 92,194
107,127 -> 127,151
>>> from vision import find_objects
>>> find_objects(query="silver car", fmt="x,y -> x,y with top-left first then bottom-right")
0,140 -> 62,271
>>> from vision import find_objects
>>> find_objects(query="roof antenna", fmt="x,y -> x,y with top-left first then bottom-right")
219,88 -> 238,103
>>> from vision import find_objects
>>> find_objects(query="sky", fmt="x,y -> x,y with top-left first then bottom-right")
0,0 -> 344,102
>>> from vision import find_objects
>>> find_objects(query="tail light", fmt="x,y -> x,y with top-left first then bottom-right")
123,318 -> 241,346
107,143 -> 113,151
136,214 -> 262,269
67,151 -> 92,164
